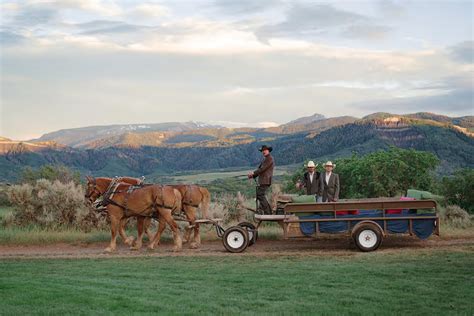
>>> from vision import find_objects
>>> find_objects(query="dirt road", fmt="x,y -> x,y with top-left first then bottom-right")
1,235 -> 473,259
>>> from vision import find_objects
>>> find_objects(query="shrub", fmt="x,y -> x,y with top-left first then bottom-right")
7,179 -> 103,230
207,193 -> 248,225
0,184 -> 12,206
440,205 -> 472,229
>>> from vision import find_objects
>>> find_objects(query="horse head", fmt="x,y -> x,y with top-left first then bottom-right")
84,176 -> 108,203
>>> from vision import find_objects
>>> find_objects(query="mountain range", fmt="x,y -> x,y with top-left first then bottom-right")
0,112 -> 473,181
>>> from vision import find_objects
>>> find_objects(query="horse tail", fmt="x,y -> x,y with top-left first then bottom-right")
199,187 -> 210,219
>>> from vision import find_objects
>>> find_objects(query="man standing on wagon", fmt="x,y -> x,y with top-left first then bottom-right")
248,145 -> 275,215
296,161 -> 320,198
319,161 -> 340,202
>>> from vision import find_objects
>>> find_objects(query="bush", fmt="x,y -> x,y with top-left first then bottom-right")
0,184 -> 12,206
7,179 -> 102,230
207,193 -> 249,225
440,205 -> 472,229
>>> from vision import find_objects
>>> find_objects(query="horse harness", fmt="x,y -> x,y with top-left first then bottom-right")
97,179 -> 180,218
181,185 -> 202,208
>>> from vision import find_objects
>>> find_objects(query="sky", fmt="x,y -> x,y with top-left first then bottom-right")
0,0 -> 473,140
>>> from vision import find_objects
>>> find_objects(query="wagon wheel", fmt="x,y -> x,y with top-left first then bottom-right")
238,222 -> 258,246
222,226 -> 249,253
353,223 -> 383,252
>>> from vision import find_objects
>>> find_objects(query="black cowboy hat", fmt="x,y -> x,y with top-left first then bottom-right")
258,145 -> 273,152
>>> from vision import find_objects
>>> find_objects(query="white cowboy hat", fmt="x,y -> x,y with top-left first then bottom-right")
324,161 -> 336,168
306,161 -> 317,168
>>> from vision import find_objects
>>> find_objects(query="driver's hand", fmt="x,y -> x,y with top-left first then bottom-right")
247,172 -> 254,179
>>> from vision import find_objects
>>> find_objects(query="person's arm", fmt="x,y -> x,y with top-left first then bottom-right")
253,156 -> 273,178
297,173 -> 307,189
334,174 -> 340,201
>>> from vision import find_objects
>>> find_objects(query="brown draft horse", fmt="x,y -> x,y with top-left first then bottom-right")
137,184 -> 211,249
169,184 -> 210,248
85,176 -> 183,252
116,182 -> 211,249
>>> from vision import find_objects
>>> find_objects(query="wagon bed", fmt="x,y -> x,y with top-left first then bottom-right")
220,199 -> 439,252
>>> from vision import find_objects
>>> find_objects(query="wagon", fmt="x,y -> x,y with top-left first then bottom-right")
203,198 -> 440,253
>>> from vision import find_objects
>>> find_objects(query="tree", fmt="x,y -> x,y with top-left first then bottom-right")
439,169 -> 474,213
20,165 -> 81,185
284,147 -> 439,199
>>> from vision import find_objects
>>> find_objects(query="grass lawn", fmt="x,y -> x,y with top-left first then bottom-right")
1,252 -> 473,315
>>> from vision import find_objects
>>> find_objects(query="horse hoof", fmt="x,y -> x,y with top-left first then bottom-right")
130,246 -> 141,251
147,245 -> 155,250
104,247 -> 114,253
125,237 -> 135,246
190,242 -> 199,249
173,247 -> 182,252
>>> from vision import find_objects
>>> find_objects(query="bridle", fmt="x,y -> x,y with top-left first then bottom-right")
85,177 -> 102,202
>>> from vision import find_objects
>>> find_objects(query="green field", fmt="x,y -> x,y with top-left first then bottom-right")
1,251 -> 473,315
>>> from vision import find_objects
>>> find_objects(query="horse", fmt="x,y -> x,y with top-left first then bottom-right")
170,184 -> 210,248
89,176 -> 145,246
136,184 -> 210,249
85,176 -> 183,252
114,182 -> 210,249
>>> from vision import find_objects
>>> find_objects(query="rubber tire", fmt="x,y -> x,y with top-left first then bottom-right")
222,226 -> 249,253
353,224 -> 383,252
238,222 -> 258,246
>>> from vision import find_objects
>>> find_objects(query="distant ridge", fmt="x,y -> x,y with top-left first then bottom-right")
32,121 -> 221,148
0,111 -> 472,181
283,113 -> 326,126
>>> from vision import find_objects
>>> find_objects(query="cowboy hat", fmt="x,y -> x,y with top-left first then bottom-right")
306,161 -> 317,168
324,161 -> 336,168
258,145 -> 273,152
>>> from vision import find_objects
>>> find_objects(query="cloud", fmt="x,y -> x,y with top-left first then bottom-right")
131,4 -> 170,18
341,24 -> 391,40
352,73 -> 474,115
212,0 -> 283,15
0,30 -> 27,46
53,0 -> 123,16
76,20 -> 151,35
13,3 -> 58,26
376,0 -> 405,18
255,3 -> 387,42
448,41 -> 474,64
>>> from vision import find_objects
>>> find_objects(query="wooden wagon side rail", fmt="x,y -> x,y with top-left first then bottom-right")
283,199 -> 437,213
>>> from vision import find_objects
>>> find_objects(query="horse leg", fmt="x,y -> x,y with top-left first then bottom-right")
148,217 -> 166,250
105,215 -> 120,253
143,217 -> 154,241
130,217 -> 145,250
159,208 -> 182,252
185,205 -> 200,249
119,217 -> 135,246
183,205 -> 192,244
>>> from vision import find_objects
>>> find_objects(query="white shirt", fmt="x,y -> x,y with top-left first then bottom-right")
309,172 -> 314,183
325,172 -> 332,184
